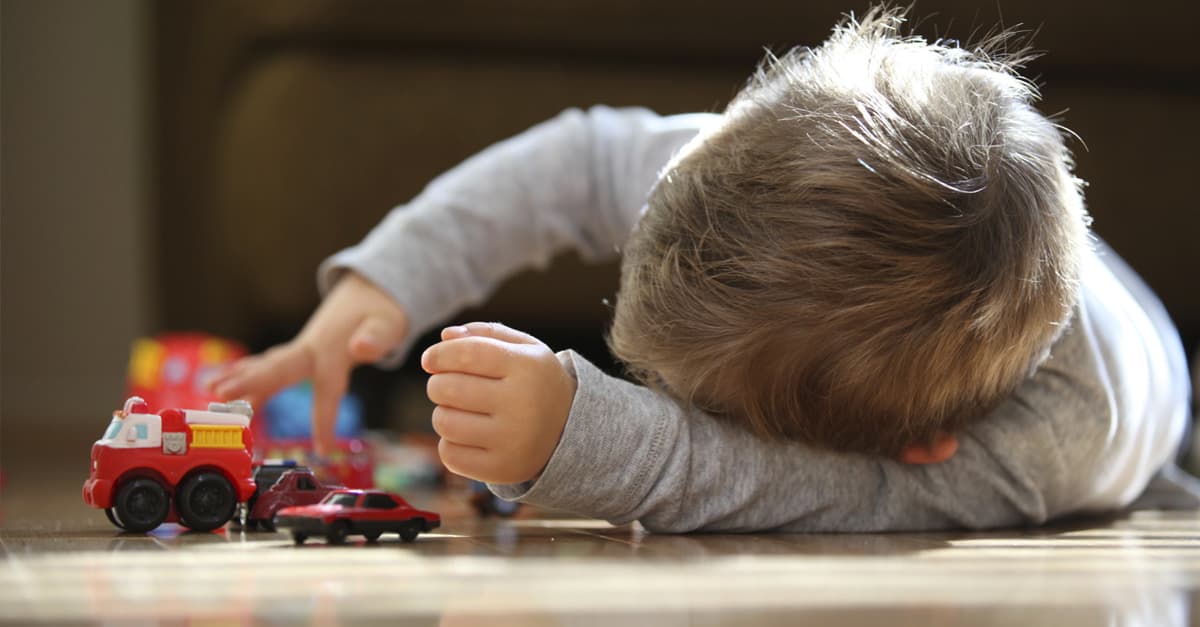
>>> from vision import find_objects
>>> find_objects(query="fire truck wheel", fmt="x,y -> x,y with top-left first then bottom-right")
104,508 -> 127,530
113,478 -> 169,533
177,471 -> 237,532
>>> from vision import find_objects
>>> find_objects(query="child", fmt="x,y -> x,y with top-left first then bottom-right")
210,7 -> 1192,532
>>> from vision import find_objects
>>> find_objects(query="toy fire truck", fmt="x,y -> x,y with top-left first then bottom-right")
82,396 -> 257,533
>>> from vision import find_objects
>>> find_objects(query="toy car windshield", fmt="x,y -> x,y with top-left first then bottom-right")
321,493 -> 358,507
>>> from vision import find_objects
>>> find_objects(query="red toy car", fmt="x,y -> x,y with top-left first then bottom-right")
82,396 -> 257,533
273,489 -> 440,545
243,467 -> 342,531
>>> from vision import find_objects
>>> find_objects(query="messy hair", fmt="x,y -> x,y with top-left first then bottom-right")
607,5 -> 1089,456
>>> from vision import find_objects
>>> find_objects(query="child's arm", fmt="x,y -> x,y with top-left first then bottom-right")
477,251 -> 1188,531
212,106 -> 712,452
318,106 -> 716,367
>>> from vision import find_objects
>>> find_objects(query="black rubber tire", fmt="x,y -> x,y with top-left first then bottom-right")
363,531 -> 382,543
176,471 -> 237,532
104,507 -> 127,530
113,478 -> 169,533
326,520 -> 349,545
400,518 -> 424,543
291,531 -> 308,545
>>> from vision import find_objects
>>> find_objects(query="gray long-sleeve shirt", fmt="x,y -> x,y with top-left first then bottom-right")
321,106 -> 1191,532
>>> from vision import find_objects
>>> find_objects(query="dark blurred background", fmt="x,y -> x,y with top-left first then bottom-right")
4,0 -> 1198,435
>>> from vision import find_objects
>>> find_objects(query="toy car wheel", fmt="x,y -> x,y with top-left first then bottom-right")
104,507 -> 127,530
326,520 -> 349,545
258,515 -> 276,532
291,531 -> 308,545
113,478 -> 169,533
363,531 -> 382,543
400,518 -> 424,543
176,471 -> 236,532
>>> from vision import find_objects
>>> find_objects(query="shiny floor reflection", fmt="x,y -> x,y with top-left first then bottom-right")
2,471 -> 1199,625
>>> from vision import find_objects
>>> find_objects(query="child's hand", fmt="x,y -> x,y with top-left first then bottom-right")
421,322 -> 576,485
206,272 -> 408,454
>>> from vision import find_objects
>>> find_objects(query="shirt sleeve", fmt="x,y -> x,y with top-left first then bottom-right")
317,106 -> 716,366
490,256 -> 1187,532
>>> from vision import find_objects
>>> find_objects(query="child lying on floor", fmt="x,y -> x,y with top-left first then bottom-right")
211,7 -> 1191,532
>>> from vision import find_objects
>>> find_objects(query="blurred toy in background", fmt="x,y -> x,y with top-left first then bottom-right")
127,333 -> 246,413
469,480 -> 521,517
82,396 -> 257,533
369,432 -> 443,493
262,382 -> 364,440
256,382 -> 374,488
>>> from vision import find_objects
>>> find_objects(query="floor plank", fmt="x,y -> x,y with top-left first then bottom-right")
3,445 -> 1199,625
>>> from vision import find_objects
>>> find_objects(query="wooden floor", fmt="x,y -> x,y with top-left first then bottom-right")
4,445 -> 1200,625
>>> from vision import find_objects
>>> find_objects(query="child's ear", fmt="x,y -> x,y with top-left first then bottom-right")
899,433 -> 959,465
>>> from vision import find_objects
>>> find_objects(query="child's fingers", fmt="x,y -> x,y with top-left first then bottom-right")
437,438 -> 491,481
211,344 -> 311,405
430,405 -> 497,448
310,358 -> 349,456
421,337 -> 513,378
458,322 -> 542,346
440,325 -> 471,341
426,372 -> 504,414
205,361 -> 244,395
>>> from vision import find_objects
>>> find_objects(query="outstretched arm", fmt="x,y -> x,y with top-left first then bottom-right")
211,106 -> 712,453
321,106 -> 715,365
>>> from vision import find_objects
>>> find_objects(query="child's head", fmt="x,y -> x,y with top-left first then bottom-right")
608,6 -> 1089,457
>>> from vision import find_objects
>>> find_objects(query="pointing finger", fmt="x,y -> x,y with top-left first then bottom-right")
310,356 -> 349,457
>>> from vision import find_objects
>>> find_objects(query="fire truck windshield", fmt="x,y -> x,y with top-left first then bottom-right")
102,418 -> 123,441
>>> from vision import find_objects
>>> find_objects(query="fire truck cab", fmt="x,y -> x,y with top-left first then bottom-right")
83,396 -> 257,533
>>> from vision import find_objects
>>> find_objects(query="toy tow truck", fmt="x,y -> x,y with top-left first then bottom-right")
240,464 -> 343,531
82,396 -> 256,533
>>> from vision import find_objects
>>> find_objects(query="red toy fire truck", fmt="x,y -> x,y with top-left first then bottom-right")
82,396 -> 257,533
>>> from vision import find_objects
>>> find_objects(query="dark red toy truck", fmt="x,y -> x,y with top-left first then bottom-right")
82,396 -> 257,533
242,467 -> 342,531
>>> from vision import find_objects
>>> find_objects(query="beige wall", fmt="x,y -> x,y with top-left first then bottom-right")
1,0 -> 153,431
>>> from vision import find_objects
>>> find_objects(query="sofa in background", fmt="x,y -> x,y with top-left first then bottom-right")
154,1 -> 1199,424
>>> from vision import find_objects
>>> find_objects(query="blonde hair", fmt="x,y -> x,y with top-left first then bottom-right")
608,6 -> 1089,456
